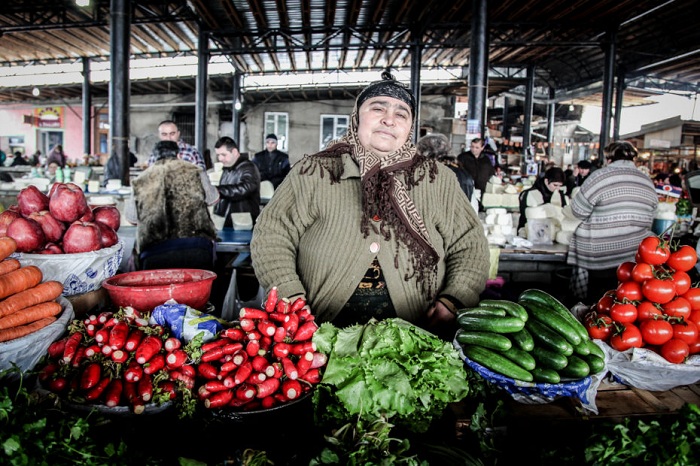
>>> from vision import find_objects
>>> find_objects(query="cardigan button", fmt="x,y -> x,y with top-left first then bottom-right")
369,242 -> 380,254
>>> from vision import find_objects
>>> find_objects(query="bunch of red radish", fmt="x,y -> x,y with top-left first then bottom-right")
196,287 -> 326,410
40,307 -> 193,414
585,236 -> 700,364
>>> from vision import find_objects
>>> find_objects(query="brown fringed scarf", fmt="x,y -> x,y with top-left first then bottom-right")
300,108 -> 441,298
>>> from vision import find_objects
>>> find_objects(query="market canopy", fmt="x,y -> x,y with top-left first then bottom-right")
0,0 -> 698,105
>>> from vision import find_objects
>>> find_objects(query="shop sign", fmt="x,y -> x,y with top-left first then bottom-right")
34,107 -> 63,128
649,138 -> 671,149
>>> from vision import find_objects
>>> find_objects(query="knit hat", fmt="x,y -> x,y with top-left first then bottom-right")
356,70 -> 416,116
265,134 -> 277,141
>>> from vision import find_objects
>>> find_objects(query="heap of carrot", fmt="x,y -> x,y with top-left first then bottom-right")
0,237 -> 64,343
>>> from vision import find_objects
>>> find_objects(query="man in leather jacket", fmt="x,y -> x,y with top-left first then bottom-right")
213,136 -> 261,228
253,133 -> 291,188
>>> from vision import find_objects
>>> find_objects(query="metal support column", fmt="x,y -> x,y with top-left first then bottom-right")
195,28 -> 209,158
599,28 -> 617,153
410,39 -> 422,143
232,71 -> 241,143
467,0 -> 488,140
523,65 -> 535,153
546,87 -> 556,158
109,0 -> 130,185
502,96 -> 510,140
613,66 -> 626,140
81,57 -> 91,158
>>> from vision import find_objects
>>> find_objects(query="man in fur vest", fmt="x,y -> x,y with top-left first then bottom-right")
125,140 -> 219,255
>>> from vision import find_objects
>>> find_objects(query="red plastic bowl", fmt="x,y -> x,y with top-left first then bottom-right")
102,269 -> 217,312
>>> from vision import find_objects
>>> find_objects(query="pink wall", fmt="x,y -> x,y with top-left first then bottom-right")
0,104 -> 86,163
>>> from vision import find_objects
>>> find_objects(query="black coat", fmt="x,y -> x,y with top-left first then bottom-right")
214,156 -> 261,228
253,149 -> 290,188
457,151 -> 495,195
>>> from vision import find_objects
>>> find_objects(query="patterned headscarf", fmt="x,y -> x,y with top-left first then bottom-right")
300,72 -> 440,297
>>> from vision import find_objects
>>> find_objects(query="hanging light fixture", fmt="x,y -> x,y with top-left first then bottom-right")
76,0 -> 90,7
31,87 -> 40,97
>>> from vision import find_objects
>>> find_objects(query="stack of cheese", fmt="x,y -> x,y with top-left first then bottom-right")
483,208 -> 515,246
555,205 -> 581,245
482,176 -> 520,209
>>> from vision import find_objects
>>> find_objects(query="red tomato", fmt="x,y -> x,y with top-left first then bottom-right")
682,288 -> 700,312
688,340 -> 700,355
610,302 -> 638,324
660,339 -> 690,364
642,278 -> 676,304
662,297 -> 692,320
616,281 -> 643,302
616,261 -> 635,282
610,324 -> 643,352
639,319 -> 674,346
585,314 -> 613,341
672,320 -> 699,345
688,310 -> 700,327
637,300 -> 663,321
631,262 -> 654,283
596,293 -> 615,315
671,270 -> 692,296
666,245 -> 698,272
637,236 -> 670,266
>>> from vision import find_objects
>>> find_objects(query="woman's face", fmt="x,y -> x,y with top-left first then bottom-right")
545,179 -> 563,193
357,96 -> 412,158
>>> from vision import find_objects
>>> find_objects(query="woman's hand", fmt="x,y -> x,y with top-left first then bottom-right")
425,301 -> 457,340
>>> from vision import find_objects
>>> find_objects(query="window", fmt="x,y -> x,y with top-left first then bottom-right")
320,115 -> 349,150
94,109 -> 109,156
264,112 -> 289,152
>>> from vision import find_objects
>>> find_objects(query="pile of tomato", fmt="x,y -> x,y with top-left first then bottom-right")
585,236 -> 700,364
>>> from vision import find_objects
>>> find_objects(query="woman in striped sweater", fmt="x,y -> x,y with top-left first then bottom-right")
567,141 -> 658,304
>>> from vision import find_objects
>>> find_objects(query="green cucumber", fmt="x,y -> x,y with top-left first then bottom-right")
531,367 -> 561,384
478,299 -> 529,322
559,355 -> 590,379
532,346 -> 568,370
518,289 -> 589,343
462,345 -> 534,382
457,315 -> 525,334
586,340 -> 606,360
456,330 -> 512,351
526,320 -> 574,356
522,301 -> 582,347
457,307 -> 507,318
497,346 -> 536,371
584,354 -> 606,374
572,340 -> 591,356
510,328 -> 535,352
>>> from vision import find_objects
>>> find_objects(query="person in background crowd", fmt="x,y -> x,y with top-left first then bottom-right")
458,137 -> 495,203
567,141 -> 658,304
251,71 -> 489,338
253,133 -> 291,189
566,159 -> 592,197
10,151 -> 28,166
517,166 -> 567,232
46,144 -> 67,168
125,140 -> 218,257
213,136 -> 261,228
27,150 -> 40,166
416,133 -> 475,201
0,148 -> 6,166
129,151 -> 138,168
147,120 -> 206,170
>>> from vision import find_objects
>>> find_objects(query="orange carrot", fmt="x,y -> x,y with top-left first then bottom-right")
0,316 -> 57,342
0,259 -> 20,277
0,266 -> 43,300
0,301 -> 62,330
0,237 -> 17,261
0,281 -> 64,319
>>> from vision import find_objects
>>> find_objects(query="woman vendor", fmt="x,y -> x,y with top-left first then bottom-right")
250,72 -> 490,337
517,166 -> 567,233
